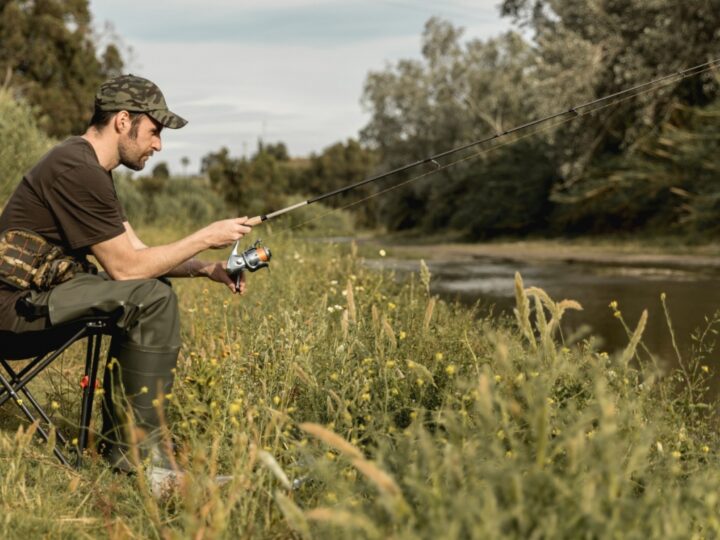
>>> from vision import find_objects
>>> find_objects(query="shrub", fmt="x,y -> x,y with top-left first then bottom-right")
0,90 -> 53,205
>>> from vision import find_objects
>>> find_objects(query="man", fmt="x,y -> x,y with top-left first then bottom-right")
0,74 -> 251,482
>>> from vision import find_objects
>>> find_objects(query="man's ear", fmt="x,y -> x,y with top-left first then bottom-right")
113,110 -> 132,134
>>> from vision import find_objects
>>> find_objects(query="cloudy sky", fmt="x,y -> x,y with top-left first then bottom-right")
89,0 -> 512,174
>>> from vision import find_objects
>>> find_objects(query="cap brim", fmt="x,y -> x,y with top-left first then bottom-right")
148,109 -> 188,129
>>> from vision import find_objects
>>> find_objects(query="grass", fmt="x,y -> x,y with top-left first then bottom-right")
1,229 -> 720,539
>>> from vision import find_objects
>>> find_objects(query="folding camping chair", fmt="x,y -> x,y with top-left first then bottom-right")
0,314 -> 118,467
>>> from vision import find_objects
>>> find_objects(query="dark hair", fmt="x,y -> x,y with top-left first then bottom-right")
88,107 -> 145,134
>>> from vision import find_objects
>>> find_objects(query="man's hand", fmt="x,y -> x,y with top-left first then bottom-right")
93,217 -> 253,281
201,260 -> 246,294
199,217 -> 253,249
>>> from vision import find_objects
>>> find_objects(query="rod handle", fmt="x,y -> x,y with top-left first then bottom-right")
246,215 -> 264,226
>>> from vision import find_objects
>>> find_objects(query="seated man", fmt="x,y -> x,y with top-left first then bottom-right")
0,74 -> 251,478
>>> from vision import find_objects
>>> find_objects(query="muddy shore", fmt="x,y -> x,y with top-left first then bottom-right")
381,240 -> 720,272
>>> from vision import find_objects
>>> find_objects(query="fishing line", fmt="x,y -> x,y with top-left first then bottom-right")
274,60 -> 719,233
244,57 -> 719,234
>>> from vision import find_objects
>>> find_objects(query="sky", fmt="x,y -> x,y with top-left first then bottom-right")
89,0 -> 513,175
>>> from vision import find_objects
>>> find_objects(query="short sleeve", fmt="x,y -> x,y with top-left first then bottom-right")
46,165 -> 126,249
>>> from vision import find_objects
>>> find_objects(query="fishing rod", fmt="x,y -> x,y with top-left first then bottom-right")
227,57 -> 720,279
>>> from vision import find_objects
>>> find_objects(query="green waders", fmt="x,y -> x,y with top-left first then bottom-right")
16,273 -> 181,471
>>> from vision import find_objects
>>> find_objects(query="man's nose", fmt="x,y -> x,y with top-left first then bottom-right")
153,136 -> 162,152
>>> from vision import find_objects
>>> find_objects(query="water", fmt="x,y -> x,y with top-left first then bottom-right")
365,255 -> 720,376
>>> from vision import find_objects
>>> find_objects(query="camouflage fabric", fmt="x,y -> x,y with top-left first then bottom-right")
0,229 -> 95,291
95,74 -> 187,129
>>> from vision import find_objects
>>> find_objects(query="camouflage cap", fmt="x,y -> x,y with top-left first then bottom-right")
95,74 -> 187,129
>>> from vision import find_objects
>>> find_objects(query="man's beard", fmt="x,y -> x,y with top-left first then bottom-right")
119,139 -> 150,171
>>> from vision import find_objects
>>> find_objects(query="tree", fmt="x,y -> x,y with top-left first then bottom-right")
181,156 -> 190,175
361,18 -> 549,235
292,139 -> 378,226
152,162 -> 170,180
0,0 -> 125,138
201,143 -> 291,216
361,8 -> 720,237
499,0 -> 720,202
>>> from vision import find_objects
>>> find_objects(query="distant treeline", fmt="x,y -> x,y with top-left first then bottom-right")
2,0 -> 719,239
196,1 -> 720,238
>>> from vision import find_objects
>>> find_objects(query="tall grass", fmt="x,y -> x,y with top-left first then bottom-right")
1,232 -> 719,539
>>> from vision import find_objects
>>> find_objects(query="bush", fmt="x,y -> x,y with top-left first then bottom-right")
0,90 -> 53,205
115,175 -> 229,228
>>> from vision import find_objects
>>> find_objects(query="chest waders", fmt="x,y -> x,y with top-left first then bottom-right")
25,273 -> 181,471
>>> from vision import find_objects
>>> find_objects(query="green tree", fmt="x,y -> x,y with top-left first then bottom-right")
0,89 -> 53,204
500,0 -> 720,211
0,0 -> 125,138
152,162 -> 170,180
292,139 -> 378,226
361,18 -> 549,235
201,143 -> 290,216
181,156 -> 190,175
549,97 -> 720,235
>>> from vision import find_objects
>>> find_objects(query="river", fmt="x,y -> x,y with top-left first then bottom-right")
365,252 -> 720,388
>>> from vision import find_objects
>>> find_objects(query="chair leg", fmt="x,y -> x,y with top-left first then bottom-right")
0,326 -> 88,409
0,357 -> 69,447
1,320 -> 114,468
0,370 -> 71,467
77,331 -> 105,467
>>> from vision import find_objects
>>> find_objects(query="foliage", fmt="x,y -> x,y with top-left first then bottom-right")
500,0 -> 720,231
201,140 -> 375,232
115,174 -> 229,228
550,98 -> 720,234
0,0 -> 125,138
2,231 -> 720,538
0,89 -> 53,205
290,139 -> 379,228
360,6 -> 720,238
361,19 -> 555,236
202,143 -> 294,218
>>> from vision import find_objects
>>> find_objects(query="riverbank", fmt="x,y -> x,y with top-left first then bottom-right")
373,238 -> 720,272
2,232 -> 720,538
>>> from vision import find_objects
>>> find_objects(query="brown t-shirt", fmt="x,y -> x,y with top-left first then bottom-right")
0,137 -> 126,331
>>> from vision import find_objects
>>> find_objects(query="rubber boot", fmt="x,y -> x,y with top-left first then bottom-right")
99,342 -> 179,473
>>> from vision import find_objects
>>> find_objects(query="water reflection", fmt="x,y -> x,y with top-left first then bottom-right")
366,256 -> 720,381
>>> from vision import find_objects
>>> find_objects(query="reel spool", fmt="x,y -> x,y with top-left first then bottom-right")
226,239 -> 271,289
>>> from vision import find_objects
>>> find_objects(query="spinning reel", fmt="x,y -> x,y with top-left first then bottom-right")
226,239 -> 272,288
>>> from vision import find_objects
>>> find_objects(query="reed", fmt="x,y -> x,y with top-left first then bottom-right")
1,231 -> 719,539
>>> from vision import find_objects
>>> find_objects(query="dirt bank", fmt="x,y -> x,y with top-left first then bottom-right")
385,240 -> 720,271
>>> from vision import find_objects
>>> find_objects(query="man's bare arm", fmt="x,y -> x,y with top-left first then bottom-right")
92,218 -> 252,280
122,221 -> 206,277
